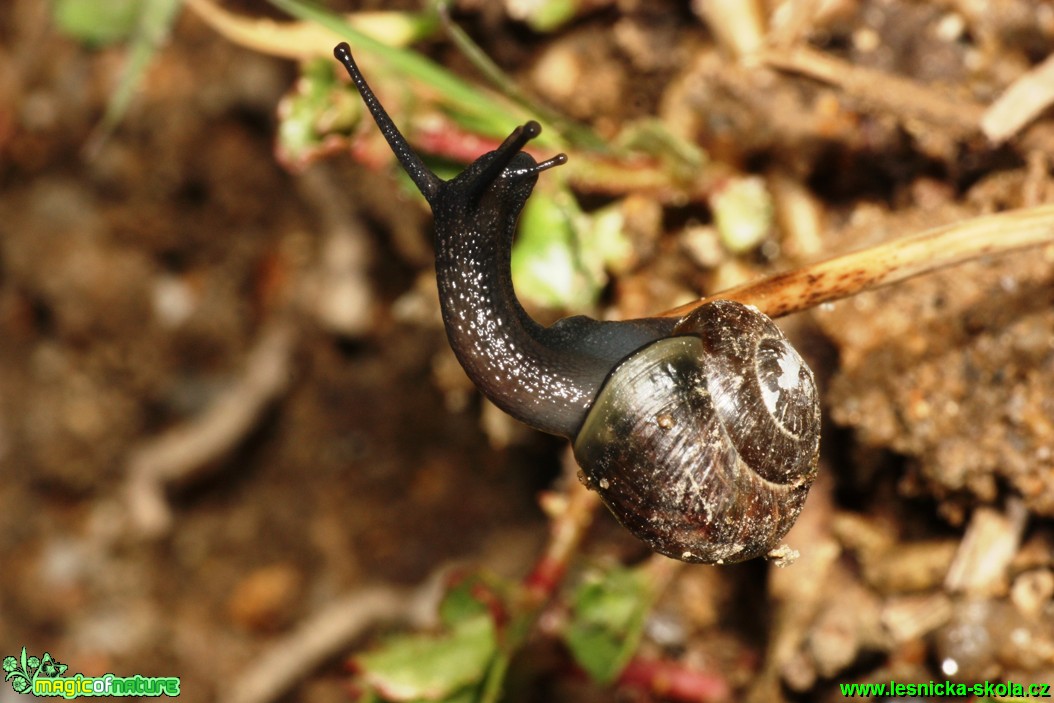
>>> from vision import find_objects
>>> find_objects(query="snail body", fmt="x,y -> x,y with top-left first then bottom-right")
334,43 -> 820,563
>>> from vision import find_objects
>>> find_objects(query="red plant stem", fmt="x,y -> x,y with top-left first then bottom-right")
618,657 -> 732,702
522,477 -> 600,604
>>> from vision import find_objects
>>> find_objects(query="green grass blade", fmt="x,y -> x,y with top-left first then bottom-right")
268,0 -> 540,141
90,0 -> 183,151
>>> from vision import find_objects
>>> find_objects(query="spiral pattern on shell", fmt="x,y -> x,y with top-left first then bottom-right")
573,299 -> 820,563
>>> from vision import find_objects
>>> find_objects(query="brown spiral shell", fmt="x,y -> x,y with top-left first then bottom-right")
572,299 -> 821,563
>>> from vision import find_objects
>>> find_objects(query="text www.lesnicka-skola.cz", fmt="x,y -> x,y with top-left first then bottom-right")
840,680 -> 1051,698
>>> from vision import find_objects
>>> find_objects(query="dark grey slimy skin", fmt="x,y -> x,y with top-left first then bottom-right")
333,42 -> 821,563
333,42 -> 676,438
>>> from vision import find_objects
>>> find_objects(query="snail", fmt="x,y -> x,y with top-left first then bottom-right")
334,42 -> 820,564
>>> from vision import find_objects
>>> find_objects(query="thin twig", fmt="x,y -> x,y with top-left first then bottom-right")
694,0 -> 766,59
184,0 -> 344,59
766,0 -> 825,49
944,500 -> 1028,597
758,45 -> 985,138
661,204 -> 1054,319
125,320 -> 296,537
227,578 -> 443,703
184,0 -> 424,59
982,52 -> 1054,143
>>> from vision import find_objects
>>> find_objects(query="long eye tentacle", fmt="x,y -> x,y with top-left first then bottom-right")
333,42 -> 442,204
465,121 -> 553,198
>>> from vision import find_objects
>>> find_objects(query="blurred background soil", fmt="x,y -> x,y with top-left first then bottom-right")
1,0 -> 1053,701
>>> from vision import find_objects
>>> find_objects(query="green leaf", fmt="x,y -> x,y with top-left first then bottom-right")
354,611 -> 497,701
711,176 -> 773,254
277,56 -> 360,168
562,565 -> 652,684
437,579 -> 490,628
579,200 -> 634,277
616,119 -> 708,180
516,0 -> 577,32
511,191 -> 633,310
52,0 -> 140,45
511,190 -> 585,309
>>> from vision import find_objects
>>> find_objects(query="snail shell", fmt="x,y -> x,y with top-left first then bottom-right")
573,299 -> 820,563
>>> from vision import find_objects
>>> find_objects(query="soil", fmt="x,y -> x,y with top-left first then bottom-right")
1,0 -> 1052,701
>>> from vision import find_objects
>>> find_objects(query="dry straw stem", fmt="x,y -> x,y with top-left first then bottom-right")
184,0 -> 344,59
661,204 -> 1054,320
184,0 -> 420,59
982,52 -> 1054,143
758,45 -> 985,139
